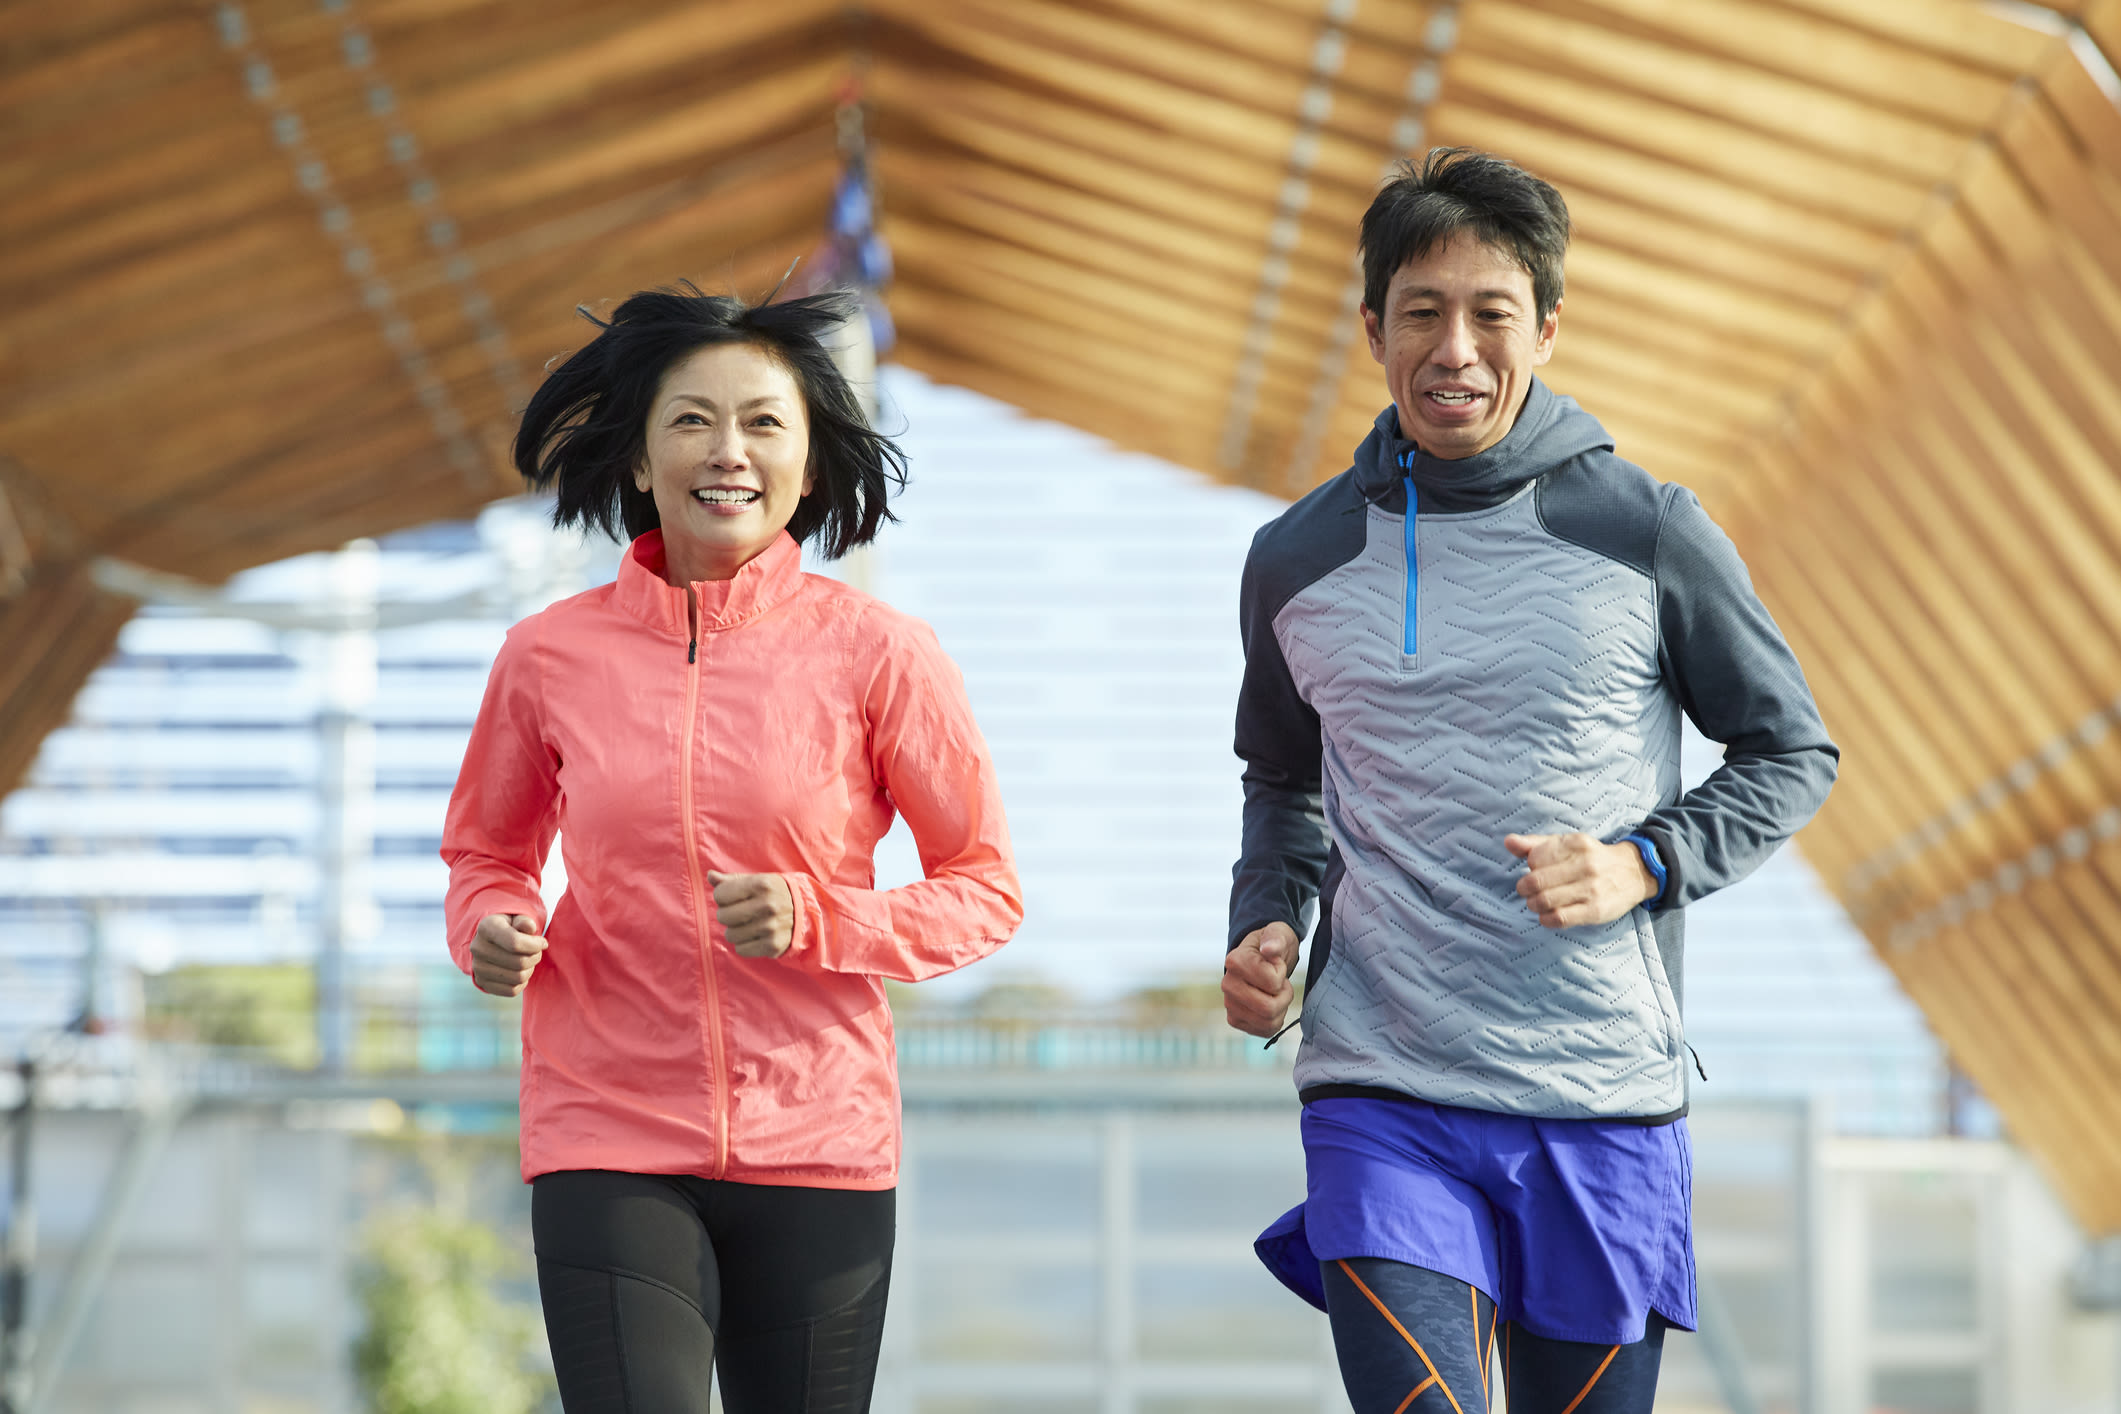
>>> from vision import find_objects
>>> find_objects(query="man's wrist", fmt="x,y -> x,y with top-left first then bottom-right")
1621,834 -> 1668,909
1229,916 -> 1297,951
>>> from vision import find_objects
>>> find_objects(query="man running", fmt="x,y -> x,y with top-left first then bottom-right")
1224,147 -> 1837,1414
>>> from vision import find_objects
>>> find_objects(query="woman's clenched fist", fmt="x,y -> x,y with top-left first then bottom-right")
471,913 -> 547,996
709,872 -> 796,958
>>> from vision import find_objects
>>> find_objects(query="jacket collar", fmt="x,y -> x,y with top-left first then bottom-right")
1352,377 -> 1577,514
613,529 -> 805,636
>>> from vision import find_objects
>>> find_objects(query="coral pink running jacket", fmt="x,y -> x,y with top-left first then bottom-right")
443,529 -> 1022,1188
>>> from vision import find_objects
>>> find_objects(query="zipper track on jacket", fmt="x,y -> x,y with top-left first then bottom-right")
677,592 -> 729,1178
1401,473 -> 1419,655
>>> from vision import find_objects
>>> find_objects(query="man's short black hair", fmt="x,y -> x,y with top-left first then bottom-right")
514,284 -> 904,556
1360,147 -> 1571,323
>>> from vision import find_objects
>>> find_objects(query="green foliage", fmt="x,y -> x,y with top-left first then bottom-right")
142,963 -> 317,1066
352,1199 -> 546,1414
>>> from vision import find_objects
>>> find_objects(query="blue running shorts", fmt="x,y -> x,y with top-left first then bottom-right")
1255,1095 -> 1697,1345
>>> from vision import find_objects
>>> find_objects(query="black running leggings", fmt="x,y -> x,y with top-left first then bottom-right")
531,1170 -> 895,1413
1323,1257 -> 1668,1414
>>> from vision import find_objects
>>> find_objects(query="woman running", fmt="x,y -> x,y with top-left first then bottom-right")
442,286 -> 1022,1412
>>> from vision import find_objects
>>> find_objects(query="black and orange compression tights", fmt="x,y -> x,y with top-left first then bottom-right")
531,1170 -> 894,1414
1322,1257 -> 1668,1414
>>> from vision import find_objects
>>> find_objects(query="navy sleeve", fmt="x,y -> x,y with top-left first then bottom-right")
1230,525 -> 1330,949
1639,488 -> 1839,909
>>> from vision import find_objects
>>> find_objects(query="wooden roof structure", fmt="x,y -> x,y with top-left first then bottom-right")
10,0 -> 2121,1225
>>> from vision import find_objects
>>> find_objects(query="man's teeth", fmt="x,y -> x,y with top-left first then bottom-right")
1429,391 -> 1477,405
694,488 -> 759,504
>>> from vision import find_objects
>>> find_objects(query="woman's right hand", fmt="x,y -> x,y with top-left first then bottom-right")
471,913 -> 548,996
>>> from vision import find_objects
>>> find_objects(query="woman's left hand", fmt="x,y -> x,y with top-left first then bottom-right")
708,872 -> 796,958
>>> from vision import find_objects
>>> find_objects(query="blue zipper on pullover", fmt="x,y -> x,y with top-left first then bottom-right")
1401,470 -> 1418,655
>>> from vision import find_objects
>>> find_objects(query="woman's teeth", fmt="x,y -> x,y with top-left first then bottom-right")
694,488 -> 759,504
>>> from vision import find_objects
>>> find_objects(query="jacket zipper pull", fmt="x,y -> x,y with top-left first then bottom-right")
1687,1043 -> 1707,1082
687,637 -> 696,664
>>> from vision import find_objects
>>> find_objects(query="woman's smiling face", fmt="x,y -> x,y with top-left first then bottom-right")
635,342 -> 813,584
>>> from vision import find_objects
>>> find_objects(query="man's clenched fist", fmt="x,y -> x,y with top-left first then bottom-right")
709,872 -> 796,958
1224,921 -> 1301,1037
471,913 -> 547,997
1506,832 -> 1657,929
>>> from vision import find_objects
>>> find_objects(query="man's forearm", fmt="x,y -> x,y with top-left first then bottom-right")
1638,745 -> 1838,909
1229,778 -> 1329,948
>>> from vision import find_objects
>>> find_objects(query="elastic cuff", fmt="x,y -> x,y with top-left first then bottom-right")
782,872 -> 822,961
1227,916 -> 1300,952
1623,834 -> 1669,909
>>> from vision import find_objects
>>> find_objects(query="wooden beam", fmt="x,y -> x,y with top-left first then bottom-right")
1765,0 -> 2060,74
1562,244 -> 1841,357
875,148 -> 1347,309
1444,51 -> 1930,231
885,174 -> 1268,314
1534,364 -> 1752,446
1528,0 -> 2023,123
889,218 -> 1251,351
1756,519 -> 2070,869
881,99 -> 1284,256
1916,911 -> 2121,1226
435,56 -> 845,220
1777,463 -> 2097,864
874,3 -> 1301,166
2087,0 -> 2121,79
405,0 -> 843,146
4,165 -> 305,297
0,562 -> 135,798
1835,446 -> 2115,805
1554,301 -> 1805,387
1429,104 -> 1893,272
1544,332 -> 1781,424
3,70 -> 260,208
1463,1 -> 1971,179
1745,526 -> 2002,861
878,0 -> 1396,145
865,61 -> 1287,205
1562,186 -> 1862,311
1044,0 -> 1383,89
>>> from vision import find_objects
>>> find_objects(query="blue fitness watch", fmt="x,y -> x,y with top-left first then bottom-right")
1622,833 -> 1668,909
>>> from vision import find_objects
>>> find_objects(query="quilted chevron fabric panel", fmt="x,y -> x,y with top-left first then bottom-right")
1276,487 -> 1688,1118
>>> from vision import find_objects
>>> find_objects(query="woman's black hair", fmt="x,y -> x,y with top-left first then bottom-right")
513,283 -> 904,557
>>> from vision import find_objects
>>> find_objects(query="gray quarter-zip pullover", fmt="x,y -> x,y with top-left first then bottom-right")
1230,380 -> 1838,1121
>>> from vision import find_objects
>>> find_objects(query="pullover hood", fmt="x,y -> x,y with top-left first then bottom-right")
1354,377 -> 1615,513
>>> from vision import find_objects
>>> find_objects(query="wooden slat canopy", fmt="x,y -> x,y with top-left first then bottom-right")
10,0 -> 2121,1225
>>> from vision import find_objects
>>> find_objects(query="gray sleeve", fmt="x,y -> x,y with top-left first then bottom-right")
1230,533 -> 1330,948
1638,489 -> 1839,909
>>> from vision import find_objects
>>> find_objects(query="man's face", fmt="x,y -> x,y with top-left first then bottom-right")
1361,232 -> 1559,461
